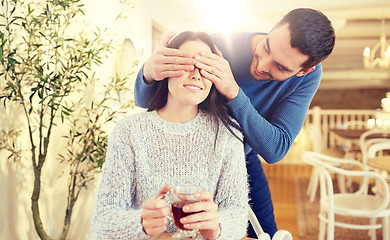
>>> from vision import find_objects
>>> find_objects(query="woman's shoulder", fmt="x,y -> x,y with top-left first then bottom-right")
198,110 -> 243,142
112,110 -> 151,133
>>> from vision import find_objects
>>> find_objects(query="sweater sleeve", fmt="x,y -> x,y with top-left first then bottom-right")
215,133 -> 249,240
90,120 -> 151,240
134,65 -> 155,108
226,66 -> 321,163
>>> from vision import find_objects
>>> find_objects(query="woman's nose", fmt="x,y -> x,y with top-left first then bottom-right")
190,68 -> 201,81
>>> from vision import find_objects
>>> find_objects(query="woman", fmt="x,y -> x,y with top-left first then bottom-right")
91,31 -> 248,240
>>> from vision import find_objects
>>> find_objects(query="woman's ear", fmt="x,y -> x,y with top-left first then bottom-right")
296,66 -> 316,77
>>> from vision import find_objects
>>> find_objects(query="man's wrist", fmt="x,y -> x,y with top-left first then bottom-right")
143,75 -> 154,84
226,87 -> 240,102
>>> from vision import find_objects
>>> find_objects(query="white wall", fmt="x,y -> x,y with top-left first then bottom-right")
0,0 -> 152,239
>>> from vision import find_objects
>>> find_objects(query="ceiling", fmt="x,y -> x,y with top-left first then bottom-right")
142,0 -> 390,89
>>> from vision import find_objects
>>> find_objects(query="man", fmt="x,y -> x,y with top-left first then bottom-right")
134,8 -> 335,238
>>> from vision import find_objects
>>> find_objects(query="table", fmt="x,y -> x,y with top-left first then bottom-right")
331,129 -> 389,159
367,156 -> 390,172
331,129 -> 368,159
331,129 -> 368,140
152,233 -> 256,240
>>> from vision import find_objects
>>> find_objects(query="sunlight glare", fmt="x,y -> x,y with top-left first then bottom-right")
194,0 -> 247,35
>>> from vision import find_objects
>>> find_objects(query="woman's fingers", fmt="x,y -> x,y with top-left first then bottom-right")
178,191 -> 219,230
141,197 -> 171,236
194,190 -> 214,201
142,199 -> 171,218
182,219 -> 220,231
155,183 -> 172,199
142,224 -> 167,236
142,214 -> 169,227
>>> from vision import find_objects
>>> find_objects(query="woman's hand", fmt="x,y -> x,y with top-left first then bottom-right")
141,184 -> 172,236
181,191 -> 221,240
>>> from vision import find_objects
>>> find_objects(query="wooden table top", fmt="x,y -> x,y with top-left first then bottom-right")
332,129 -> 390,140
152,233 -> 256,240
367,156 -> 390,172
331,129 -> 368,140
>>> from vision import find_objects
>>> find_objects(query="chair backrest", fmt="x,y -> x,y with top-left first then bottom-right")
305,124 -> 323,153
302,151 -> 390,217
367,141 -> 390,159
359,129 -> 390,164
248,208 -> 270,240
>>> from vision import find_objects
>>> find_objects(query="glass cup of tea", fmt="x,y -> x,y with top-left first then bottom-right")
166,185 -> 205,240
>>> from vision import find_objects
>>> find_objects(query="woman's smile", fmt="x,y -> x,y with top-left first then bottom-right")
183,84 -> 203,92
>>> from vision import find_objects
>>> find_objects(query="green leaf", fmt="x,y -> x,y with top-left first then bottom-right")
39,96 -> 47,104
62,105 -> 73,113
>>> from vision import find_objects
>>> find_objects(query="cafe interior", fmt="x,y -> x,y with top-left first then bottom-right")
1,0 -> 390,239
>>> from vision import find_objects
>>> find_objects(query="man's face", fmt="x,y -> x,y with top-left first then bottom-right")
250,23 -> 311,81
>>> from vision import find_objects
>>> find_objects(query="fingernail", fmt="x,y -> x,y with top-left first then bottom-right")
182,217 -> 187,223
195,55 -> 200,60
185,206 -> 190,211
195,193 -> 200,197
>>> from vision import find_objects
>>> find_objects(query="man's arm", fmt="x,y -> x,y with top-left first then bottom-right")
227,67 -> 321,163
134,66 -> 154,108
194,32 -> 320,163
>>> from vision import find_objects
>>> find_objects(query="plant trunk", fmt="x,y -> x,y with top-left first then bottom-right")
60,172 -> 78,240
31,164 -> 52,240
59,202 -> 73,240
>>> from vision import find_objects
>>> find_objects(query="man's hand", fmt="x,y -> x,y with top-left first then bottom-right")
181,191 -> 221,240
141,184 -> 172,236
195,47 -> 239,101
143,30 -> 196,83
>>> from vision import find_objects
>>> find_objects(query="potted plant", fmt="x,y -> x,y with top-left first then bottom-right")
0,0 -> 136,239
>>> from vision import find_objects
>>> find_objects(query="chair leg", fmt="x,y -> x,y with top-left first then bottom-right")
307,168 -> 317,194
369,218 -> 377,240
318,211 -> 327,240
307,169 -> 319,202
318,220 -> 326,240
309,180 -> 318,203
306,173 -> 313,195
383,216 -> 389,240
326,211 -> 335,240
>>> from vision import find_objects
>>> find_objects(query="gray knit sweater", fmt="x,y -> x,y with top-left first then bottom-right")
90,110 -> 249,239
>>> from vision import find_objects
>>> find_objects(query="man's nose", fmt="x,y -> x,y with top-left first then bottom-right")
257,56 -> 272,73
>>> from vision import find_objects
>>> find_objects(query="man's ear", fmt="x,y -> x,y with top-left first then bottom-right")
296,66 -> 315,77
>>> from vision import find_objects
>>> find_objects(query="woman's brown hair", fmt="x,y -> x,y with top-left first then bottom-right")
147,31 -> 242,142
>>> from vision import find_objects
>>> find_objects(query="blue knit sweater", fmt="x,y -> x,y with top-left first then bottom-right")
135,32 -> 321,163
